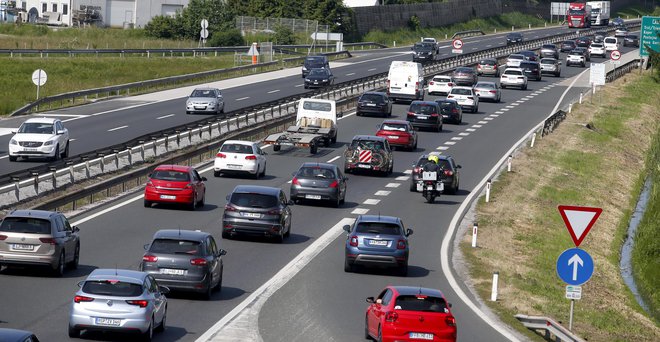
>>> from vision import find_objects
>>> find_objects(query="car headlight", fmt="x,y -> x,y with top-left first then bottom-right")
43,140 -> 54,146
305,79 -> 311,82
186,101 -> 192,106
10,139 -> 17,145
209,101 -> 217,106
302,66 -> 307,71
322,79 -> 328,82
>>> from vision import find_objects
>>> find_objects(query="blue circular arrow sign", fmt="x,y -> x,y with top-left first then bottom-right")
556,248 -> 594,286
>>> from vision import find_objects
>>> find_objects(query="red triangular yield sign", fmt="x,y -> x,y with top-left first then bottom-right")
558,205 -> 602,247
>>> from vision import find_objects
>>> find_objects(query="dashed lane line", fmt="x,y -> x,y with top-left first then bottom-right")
437,146 -> 449,150
385,183 -> 400,188
346,73 -> 356,76
375,190 -> 391,196
494,111 -> 504,114
107,125 -> 128,132
351,208 -> 370,214
156,114 -> 175,120
368,68 -> 377,71
444,141 -> 457,145
484,117 -> 494,121
512,103 -> 520,106
489,114 -> 499,117
403,169 -> 412,174
478,121 -> 488,124
451,137 -> 463,140
458,132 -> 470,136
395,176 -> 409,181
327,156 -> 341,163
472,124 -> 482,128
501,108 -> 510,111
236,97 -> 250,101
267,90 -> 280,94
465,128 -> 476,132
363,199 -> 381,205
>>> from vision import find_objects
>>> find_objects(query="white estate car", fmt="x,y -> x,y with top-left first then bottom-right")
500,68 -> 528,90
588,42 -> 606,58
566,51 -> 586,67
506,54 -> 525,68
213,140 -> 267,178
8,117 -> 70,162
604,37 -> 618,52
447,86 -> 479,113
427,75 -> 454,95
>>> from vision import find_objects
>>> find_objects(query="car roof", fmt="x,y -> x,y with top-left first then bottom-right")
519,50 -> 536,55
153,164 -> 193,172
504,68 -> 524,72
192,87 -> 219,91
352,135 -> 387,142
432,75 -> 452,79
392,286 -> 445,298
0,328 -> 34,339
5,209 -> 56,220
508,54 -> 524,58
232,185 -> 281,196
152,229 -> 210,242
436,98 -> 458,104
360,91 -> 386,97
223,140 -> 254,146
381,119 -> 409,125
87,269 -> 147,284
356,214 -> 401,224
450,86 -> 474,90
22,117 -> 57,124
300,162 -> 336,170
475,81 -> 497,86
454,67 -> 474,71
507,32 -> 522,36
540,58 -> 558,62
410,100 -> 438,106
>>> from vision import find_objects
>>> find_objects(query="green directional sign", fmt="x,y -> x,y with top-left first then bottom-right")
640,16 -> 660,57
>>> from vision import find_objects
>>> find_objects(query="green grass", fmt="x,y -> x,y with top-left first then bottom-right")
614,5 -> 660,19
362,12 -> 549,46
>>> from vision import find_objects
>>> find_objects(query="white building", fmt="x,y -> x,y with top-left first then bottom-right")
343,0 -> 379,7
15,0 -> 189,28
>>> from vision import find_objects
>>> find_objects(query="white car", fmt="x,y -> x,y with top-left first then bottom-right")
447,86 -> 479,113
427,75 -> 454,95
506,54 -> 525,68
604,37 -> 618,52
614,27 -> 628,37
213,140 -> 266,178
588,43 -> 606,58
500,68 -> 528,90
566,51 -> 586,67
8,117 -> 70,162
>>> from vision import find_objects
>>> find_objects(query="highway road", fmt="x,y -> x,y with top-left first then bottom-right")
0,25 -> 641,341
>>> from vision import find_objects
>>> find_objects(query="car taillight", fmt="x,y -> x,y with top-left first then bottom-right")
126,300 -> 149,308
245,155 -> 257,160
415,81 -> 420,90
39,237 -> 56,245
146,180 -> 154,188
216,152 -> 226,158
292,177 -> 300,185
397,239 -> 407,249
184,183 -> 193,189
445,316 -> 456,327
431,113 -> 439,117
413,167 -> 420,173
349,236 -> 358,247
385,311 -> 398,322
407,112 -> 415,116
448,82 -> 453,86
0,235 -> 7,240
447,95 -> 454,99
190,258 -> 207,266
74,295 -> 94,303
386,80 -> 390,93
452,109 -> 459,114
329,180 -> 338,188
429,81 -> 435,85
142,255 -> 158,262
224,204 -> 238,212
489,90 -> 497,94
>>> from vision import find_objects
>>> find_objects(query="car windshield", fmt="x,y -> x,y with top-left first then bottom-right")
220,143 -> 253,154
408,103 -> 438,114
437,102 -> 457,112
591,43 -> 603,48
394,295 -> 448,312
450,88 -> 472,96
82,280 -> 144,297
413,43 -> 432,51
304,57 -> 325,68
302,101 -> 332,112
230,193 -> 278,208
475,83 -> 495,89
569,52 -> 582,56
18,122 -> 54,134
355,222 -> 401,235
149,238 -> 202,255
0,217 -> 50,234
520,63 -> 536,69
507,33 -> 521,38
190,89 -> 216,97
433,76 -> 451,82
360,94 -> 384,103
568,9 -> 585,15
381,123 -> 408,132
297,166 -> 336,179
454,68 -> 473,74
542,45 -> 555,49
563,41 -> 575,46
309,69 -> 329,76
350,139 -> 385,150
150,170 -> 190,182
604,38 -> 616,43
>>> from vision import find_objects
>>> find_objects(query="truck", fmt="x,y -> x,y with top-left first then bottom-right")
263,98 -> 340,154
567,3 -> 591,28
587,1 -> 610,26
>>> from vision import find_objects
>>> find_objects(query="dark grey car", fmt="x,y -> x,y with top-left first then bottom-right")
222,185 -> 293,243
290,162 -> 347,207
451,67 -> 478,86
343,215 -> 413,276
304,68 -> 335,89
519,61 -> 542,81
540,44 -> 559,59
140,229 -> 226,300
356,92 -> 392,117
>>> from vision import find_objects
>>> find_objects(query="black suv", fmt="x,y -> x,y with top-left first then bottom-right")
222,185 -> 293,243
519,61 -> 542,81
506,32 -> 523,45
302,55 -> 329,77
410,154 -> 461,194
411,42 -> 437,63
623,34 -> 639,47
356,92 -> 392,117
406,101 -> 443,132
435,99 -> 462,124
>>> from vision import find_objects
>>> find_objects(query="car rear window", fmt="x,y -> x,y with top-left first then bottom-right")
301,100 -> 332,112
350,139 -> 385,150
149,239 -> 202,256
542,45 -> 556,49
432,76 -> 451,82
540,58 -> 555,64
519,62 -> 536,69
591,43 -> 603,48
450,88 -> 472,96
475,83 -> 495,89
360,94 -> 384,103
380,123 -> 408,132
297,167 -> 336,179
509,55 -> 523,60
150,170 -> 190,182
82,280 -> 144,297
220,143 -> 253,154
479,60 -> 496,65
504,69 -> 523,75
230,193 -> 279,208
394,295 -> 448,312
0,217 -> 51,234
604,38 -> 616,43
355,222 -> 401,235
454,67 -> 473,73
409,103 -> 438,115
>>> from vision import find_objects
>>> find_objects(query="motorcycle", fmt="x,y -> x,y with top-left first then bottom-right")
417,171 -> 444,203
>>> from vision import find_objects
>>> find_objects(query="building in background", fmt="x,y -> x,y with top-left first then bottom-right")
343,0 -> 379,7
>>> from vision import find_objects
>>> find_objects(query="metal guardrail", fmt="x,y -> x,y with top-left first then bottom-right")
515,314 -> 586,342
451,30 -> 485,39
606,58 -> 641,82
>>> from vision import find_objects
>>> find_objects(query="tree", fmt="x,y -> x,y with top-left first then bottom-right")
144,15 -> 177,39
273,24 -> 295,45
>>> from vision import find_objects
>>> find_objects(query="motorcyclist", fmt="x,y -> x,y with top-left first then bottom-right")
422,155 -> 442,179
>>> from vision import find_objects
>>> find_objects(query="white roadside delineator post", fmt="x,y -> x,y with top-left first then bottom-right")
485,179 -> 492,203
530,132 -> 537,148
491,272 -> 499,301
471,223 -> 478,248
507,155 -> 513,172
579,92 -> 583,104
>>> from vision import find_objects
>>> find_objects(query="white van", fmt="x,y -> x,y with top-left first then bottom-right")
387,61 -> 425,103
603,37 -> 618,52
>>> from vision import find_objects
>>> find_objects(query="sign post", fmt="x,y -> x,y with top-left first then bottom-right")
451,39 -> 463,54
199,19 -> 209,48
31,69 -> 47,100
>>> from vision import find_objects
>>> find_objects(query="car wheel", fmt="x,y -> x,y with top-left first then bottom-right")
273,145 -> 281,152
68,325 -> 80,338
155,307 -> 166,333
214,170 -> 221,177
501,84 -> 506,89
186,111 -> 191,115
253,169 -> 260,179
216,265 -> 224,292
332,196 -> 341,208
377,325 -> 383,342
284,223 -> 291,238
8,155 -> 17,162
53,251 -> 65,277
51,144 -> 60,162
141,319 -> 153,342
70,244 -> 80,269
344,258 -> 354,272
356,111 -> 361,117
331,135 -> 337,144
260,163 -> 267,177
398,263 -> 409,277
523,84 -> 528,90
62,141 -> 70,158
273,231 -> 284,243
203,277 -> 214,300
310,144 -> 318,155
473,106 -> 478,113
144,200 -> 152,208
222,230 -> 231,239
304,85 -> 308,89
188,195 -> 196,211
198,193 -> 205,207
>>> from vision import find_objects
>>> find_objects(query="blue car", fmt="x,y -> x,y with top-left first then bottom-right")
343,215 -> 413,276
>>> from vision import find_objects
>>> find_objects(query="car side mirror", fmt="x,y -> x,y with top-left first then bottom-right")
73,226 -> 80,233
337,112 -> 343,118
144,243 -> 150,250
366,297 -> 375,303
201,177 -> 208,182
448,302 -> 452,308
218,249 -> 227,257
158,285 -> 171,295
11,130 -> 17,134
457,165 -> 462,169
288,199 -> 295,205
226,194 -> 230,201
57,130 -> 66,135
343,224 -> 351,233
406,228 -> 413,237
77,281 -> 84,288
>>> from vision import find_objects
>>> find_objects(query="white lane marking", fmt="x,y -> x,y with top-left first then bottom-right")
368,68 -> 377,71
494,111 -> 504,114
403,169 -> 412,174
0,128 -> 17,137
295,84 -> 303,87
471,47 -> 478,50
236,97 -> 250,101
458,132 -> 470,136
486,44 -> 492,47
107,125 -> 128,132
532,92 -> 542,95
437,146 -> 449,150
538,88 -> 547,92
327,156 -> 341,163
525,95 -> 535,99
512,103 -> 520,106
395,175 -> 409,181
451,137 -> 463,140
472,124 -> 482,128
195,218 -> 355,342
484,117 -> 494,121
534,35 -> 539,38
375,190 -> 390,196
465,128 -> 476,132
505,105 -> 515,108
520,98 -> 529,101
501,108 -> 510,111
267,90 -> 280,94
352,208 -> 370,214
346,73 -> 355,76
478,121 -> 488,124
337,111 -> 356,121
286,180 -> 292,184
363,199 -> 381,205
489,114 -> 499,117
444,141 -> 457,145
441,53 -> 448,56
385,183 -> 400,188
39,114 -> 86,117
0,155 -> 9,160
156,114 -> 175,120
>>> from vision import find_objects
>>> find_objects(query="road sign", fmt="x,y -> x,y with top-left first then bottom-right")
558,205 -> 602,247
200,19 -> 208,29
310,32 -> 343,41
452,39 -> 463,49
31,69 -> 47,86
565,285 -> 582,300
200,28 -> 209,39
589,63 -> 605,85
247,42 -> 259,56
610,50 -> 621,60
640,16 -> 660,57
557,248 -> 594,286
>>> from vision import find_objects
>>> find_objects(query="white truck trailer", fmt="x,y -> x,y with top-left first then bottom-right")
588,1 -> 610,26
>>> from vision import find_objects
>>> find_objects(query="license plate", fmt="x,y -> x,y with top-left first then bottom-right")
409,332 -> 434,340
416,115 -> 428,120
95,318 -> 121,326
24,148 -> 37,151
305,194 -> 322,200
358,164 -> 371,169
160,268 -> 186,275
388,135 -> 399,139
366,103 -> 376,107
369,240 -> 388,246
12,243 -> 34,251
194,106 -> 206,110
227,164 -> 242,169
160,195 -> 176,200
242,212 -> 261,218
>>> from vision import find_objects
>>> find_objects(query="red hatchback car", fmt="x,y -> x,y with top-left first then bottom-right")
376,120 -> 418,151
365,286 -> 457,342
144,164 -> 207,210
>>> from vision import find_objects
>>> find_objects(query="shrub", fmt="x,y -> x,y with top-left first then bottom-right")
273,24 -> 295,45
144,15 -> 177,39
208,29 -> 244,47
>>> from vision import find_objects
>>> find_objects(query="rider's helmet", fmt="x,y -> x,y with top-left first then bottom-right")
428,155 -> 439,164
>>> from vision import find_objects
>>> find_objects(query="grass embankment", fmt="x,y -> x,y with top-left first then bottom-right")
614,5 -> 660,19
363,12 -> 549,46
461,73 -> 660,341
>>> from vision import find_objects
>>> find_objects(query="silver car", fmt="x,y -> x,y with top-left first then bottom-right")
185,87 -> 225,115
473,81 -> 501,102
540,58 -> 562,77
0,209 -> 80,276
68,269 -> 168,340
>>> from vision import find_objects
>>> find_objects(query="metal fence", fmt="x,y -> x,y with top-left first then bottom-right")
235,16 -> 326,34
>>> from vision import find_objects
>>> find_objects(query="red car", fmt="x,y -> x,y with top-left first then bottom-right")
375,120 -> 418,151
144,164 -> 207,210
365,286 -> 457,342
